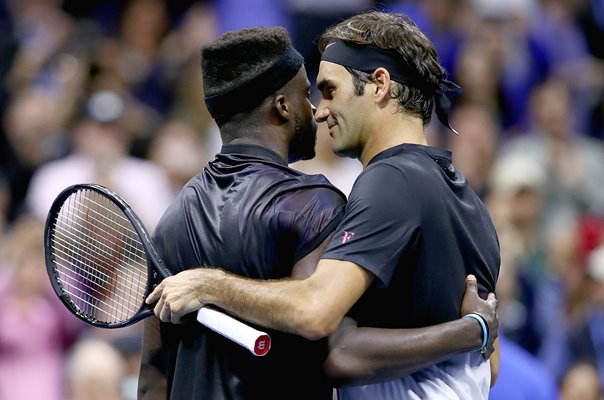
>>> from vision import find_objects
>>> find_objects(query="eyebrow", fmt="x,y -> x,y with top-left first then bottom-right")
317,79 -> 335,92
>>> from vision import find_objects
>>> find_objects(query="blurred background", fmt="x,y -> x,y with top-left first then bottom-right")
0,0 -> 603,399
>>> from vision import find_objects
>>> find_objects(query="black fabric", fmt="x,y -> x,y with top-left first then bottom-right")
204,46 -> 304,119
322,143 -> 500,329
153,144 -> 346,399
321,39 -> 462,133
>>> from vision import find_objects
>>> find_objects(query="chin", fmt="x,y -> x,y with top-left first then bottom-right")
333,146 -> 359,160
289,149 -> 316,163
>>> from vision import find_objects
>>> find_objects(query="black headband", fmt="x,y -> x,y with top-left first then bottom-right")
321,39 -> 461,134
204,45 -> 304,119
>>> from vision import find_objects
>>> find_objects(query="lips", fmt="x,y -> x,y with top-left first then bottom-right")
327,119 -> 338,134
327,124 -> 337,138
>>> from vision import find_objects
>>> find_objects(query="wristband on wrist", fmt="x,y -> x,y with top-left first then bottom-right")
463,313 -> 488,352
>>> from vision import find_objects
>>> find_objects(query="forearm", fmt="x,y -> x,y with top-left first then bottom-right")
148,260 -> 373,340
209,261 -> 373,340
205,268 -> 329,339
324,318 -> 483,386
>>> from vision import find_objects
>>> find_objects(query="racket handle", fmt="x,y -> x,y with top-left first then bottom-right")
196,307 -> 271,356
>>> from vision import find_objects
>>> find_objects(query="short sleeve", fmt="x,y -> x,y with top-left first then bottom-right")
321,163 -> 420,286
271,184 -> 346,262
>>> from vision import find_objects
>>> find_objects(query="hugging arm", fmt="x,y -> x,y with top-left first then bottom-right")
148,234 -> 498,386
323,275 -> 498,386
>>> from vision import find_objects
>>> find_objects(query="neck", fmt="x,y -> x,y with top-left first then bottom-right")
360,111 -> 427,167
222,125 -> 289,163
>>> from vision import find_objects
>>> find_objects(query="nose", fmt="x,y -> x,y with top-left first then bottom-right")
314,102 -> 329,123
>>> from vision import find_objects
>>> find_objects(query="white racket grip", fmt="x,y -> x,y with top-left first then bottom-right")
196,306 -> 271,356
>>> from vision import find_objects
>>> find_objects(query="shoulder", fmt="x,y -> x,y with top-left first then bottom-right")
359,151 -> 429,183
350,160 -> 415,200
273,174 -> 347,213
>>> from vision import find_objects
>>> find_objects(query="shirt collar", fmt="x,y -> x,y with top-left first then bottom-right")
367,143 -> 452,167
221,144 -> 287,166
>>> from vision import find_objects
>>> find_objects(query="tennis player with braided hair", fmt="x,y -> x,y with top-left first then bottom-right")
142,21 -> 499,399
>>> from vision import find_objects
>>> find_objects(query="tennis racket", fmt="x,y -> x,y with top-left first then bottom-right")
44,183 -> 271,356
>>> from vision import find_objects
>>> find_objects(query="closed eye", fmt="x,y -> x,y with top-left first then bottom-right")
317,79 -> 336,100
321,86 -> 335,100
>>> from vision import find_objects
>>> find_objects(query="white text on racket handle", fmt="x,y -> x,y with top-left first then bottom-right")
196,306 -> 271,356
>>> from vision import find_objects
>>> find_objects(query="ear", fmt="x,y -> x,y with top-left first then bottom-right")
273,94 -> 291,121
372,67 -> 392,104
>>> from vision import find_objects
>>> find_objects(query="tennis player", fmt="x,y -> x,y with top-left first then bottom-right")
142,23 -> 498,399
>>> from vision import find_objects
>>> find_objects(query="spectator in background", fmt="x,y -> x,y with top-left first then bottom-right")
0,0 -> 603,397
563,244 -> 604,389
111,334 -> 144,400
533,0 -> 603,134
446,102 -> 499,199
489,334 -> 560,400
2,87 -> 71,220
147,119 -> 212,195
573,0 -> 604,62
25,90 -> 173,230
158,2 -> 218,136
385,0 -> 464,77
65,338 -> 128,400
486,153 -> 551,353
93,0 -> 170,114
452,39 -> 505,130
218,0 -> 290,34
286,0 -> 374,86
3,0 -> 75,95
560,362 -> 601,400
589,91 -> 604,140
465,0 -> 551,131
0,173 -> 11,241
0,215 -> 83,400
500,78 -> 604,236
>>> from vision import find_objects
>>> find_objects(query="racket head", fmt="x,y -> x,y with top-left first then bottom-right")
44,183 -> 167,328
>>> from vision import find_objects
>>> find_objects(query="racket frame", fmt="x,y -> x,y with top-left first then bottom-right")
44,183 -> 169,328
45,183 -> 272,356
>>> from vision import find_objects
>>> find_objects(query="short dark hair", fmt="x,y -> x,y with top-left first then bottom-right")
318,11 -> 445,124
201,27 -> 303,124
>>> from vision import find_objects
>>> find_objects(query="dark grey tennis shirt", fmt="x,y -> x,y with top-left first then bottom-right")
153,144 -> 346,400
322,143 -> 500,400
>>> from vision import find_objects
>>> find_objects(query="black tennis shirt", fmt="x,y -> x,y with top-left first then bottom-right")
152,144 -> 346,399
322,143 -> 500,329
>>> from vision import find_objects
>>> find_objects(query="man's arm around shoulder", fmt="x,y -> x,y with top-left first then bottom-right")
146,258 -> 373,340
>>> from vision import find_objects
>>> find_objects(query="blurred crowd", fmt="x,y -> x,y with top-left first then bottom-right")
0,0 -> 603,399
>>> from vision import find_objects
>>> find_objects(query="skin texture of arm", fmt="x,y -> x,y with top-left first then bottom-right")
325,317 -> 483,386
292,240 -> 499,385
147,229 -> 499,386
324,275 -> 498,386
147,257 -> 374,340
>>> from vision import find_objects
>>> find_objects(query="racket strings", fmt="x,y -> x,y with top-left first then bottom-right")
53,207 -> 146,272
51,246 -> 141,305
50,189 -> 149,323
